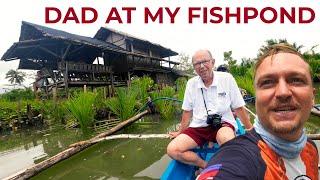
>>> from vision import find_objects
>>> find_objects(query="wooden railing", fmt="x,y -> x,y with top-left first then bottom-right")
58,61 -> 111,74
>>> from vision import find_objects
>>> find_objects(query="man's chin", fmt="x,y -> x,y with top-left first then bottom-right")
270,121 -> 301,134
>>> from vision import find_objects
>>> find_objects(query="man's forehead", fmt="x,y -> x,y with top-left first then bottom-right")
260,53 -> 307,68
255,53 -> 310,78
193,51 -> 211,60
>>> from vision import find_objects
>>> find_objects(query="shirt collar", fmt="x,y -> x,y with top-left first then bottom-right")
197,71 -> 217,89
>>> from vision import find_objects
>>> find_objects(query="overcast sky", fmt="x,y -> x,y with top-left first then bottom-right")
1,0 -> 320,87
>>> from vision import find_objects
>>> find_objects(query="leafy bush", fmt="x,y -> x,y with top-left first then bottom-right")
235,69 -> 255,96
175,77 -> 187,101
0,88 -> 35,101
131,76 -> 154,102
104,87 -> 138,121
151,86 -> 176,120
65,92 -> 96,132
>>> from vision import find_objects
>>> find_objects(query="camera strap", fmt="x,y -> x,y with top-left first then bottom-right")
200,88 -> 209,116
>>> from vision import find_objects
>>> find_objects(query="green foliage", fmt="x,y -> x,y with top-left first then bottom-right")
39,100 -> 68,124
175,53 -> 194,74
0,88 -> 35,101
151,86 -> 176,120
175,77 -> 187,101
93,87 -> 107,109
235,70 -> 255,96
305,58 -> 320,81
131,76 -> 154,102
257,39 -> 303,57
65,92 -> 96,132
224,51 -> 237,67
104,87 -> 138,121
0,99 -> 18,122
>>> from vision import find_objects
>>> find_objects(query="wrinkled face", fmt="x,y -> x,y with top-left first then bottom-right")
192,51 -> 214,82
254,53 -> 315,140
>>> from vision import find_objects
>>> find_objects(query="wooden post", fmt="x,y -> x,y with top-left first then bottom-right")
110,73 -> 115,96
127,72 -> 131,87
107,85 -> 111,98
62,60 -> 69,98
52,87 -> 57,102
83,85 -> 87,93
103,87 -> 107,99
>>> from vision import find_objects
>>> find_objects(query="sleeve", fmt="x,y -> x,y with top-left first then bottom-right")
181,80 -> 193,111
228,74 -> 245,109
197,144 -> 257,180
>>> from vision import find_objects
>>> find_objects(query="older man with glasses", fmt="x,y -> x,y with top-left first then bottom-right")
167,49 -> 252,169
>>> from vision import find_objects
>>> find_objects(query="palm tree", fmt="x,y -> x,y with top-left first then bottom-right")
258,39 -> 304,57
5,69 -> 26,88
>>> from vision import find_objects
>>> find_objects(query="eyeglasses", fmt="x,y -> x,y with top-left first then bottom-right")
193,59 -> 212,68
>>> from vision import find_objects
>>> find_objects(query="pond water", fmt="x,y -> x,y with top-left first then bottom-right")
0,83 -> 319,179
0,115 -> 177,179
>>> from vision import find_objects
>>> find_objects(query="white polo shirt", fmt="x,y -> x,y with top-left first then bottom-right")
182,71 -> 245,131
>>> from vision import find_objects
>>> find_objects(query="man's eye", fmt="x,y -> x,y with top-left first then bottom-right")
289,77 -> 305,85
259,79 -> 274,88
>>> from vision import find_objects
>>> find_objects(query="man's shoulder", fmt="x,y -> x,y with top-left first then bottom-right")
306,138 -> 319,153
187,76 -> 201,85
223,130 -> 261,149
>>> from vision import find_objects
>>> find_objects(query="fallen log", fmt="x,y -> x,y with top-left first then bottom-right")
5,110 -> 149,180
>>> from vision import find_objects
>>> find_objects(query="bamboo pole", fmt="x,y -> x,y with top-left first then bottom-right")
70,110 -> 149,147
5,110 -> 149,180
307,134 -> 320,140
88,134 -> 170,144
311,108 -> 320,117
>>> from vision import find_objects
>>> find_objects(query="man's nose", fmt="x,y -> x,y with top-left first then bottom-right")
275,79 -> 292,101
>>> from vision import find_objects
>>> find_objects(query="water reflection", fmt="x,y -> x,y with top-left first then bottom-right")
0,141 -> 47,179
134,154 -> 171,179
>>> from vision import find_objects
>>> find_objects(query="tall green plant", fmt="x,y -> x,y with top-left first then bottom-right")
131,76 -> 154,101
65,92 -> 96,132
175,77 -> 187,101
105,87 -> 138,121
307,58 -> 320,80
151,86 -> 176,120
235,68 -> 255,96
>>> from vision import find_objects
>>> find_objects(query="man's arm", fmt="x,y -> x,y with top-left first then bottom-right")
169,110 -> 192,138
234,106 -> 252,130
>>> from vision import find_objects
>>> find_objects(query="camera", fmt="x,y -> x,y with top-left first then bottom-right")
206,114 -> 222,129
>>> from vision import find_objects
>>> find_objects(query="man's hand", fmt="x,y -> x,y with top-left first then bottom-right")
168,131 -> 181,139
234,106 -> 253,130
245,127 -> 253,132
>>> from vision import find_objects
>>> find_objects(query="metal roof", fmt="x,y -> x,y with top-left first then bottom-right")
94,27 -> 178,58
1,21 -> 128,67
